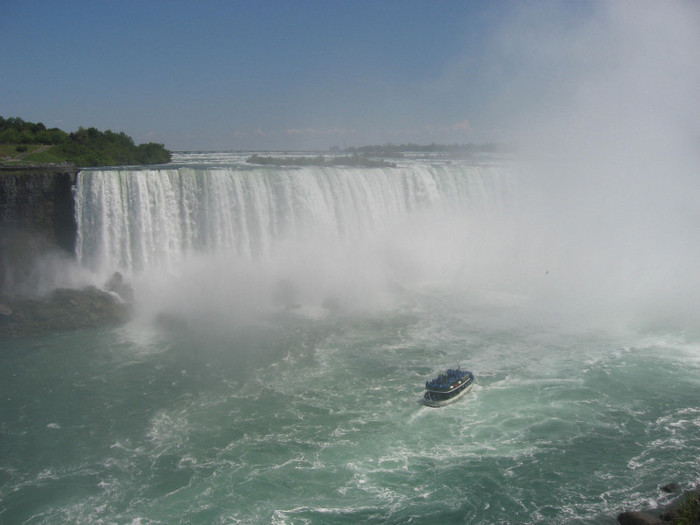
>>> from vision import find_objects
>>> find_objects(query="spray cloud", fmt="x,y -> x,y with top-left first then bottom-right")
473,1 -> 700,330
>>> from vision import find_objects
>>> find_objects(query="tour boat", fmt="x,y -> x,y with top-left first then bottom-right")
423,368 -> 474,407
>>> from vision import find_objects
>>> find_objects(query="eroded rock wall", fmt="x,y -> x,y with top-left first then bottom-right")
0,167 -> 78,252
0,167 -> 79,300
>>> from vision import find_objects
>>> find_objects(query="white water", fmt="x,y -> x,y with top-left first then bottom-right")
6,2 -> 700,520
3,153 -> 700,524
75,160 -> 516,275
74,156 -> 519,322
73,152 -> 700,333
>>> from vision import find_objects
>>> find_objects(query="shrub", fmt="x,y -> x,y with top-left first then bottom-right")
675,491 -> 700,525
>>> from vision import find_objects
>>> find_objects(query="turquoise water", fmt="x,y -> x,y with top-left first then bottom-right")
2,291 -> 698,524
2,153 -> 699,523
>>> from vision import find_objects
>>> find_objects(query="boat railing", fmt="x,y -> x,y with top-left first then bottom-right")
425,370 -> 473,393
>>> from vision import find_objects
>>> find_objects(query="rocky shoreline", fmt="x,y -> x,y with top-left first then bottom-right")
617,485 -> 700,525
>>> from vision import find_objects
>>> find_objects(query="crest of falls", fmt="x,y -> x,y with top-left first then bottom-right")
74,163 -> 517,278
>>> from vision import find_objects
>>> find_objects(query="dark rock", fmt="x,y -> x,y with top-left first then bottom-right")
661,487 -> 700,522
659,508 -> 680,523
619,486 -> 700,525
1,169 -> 78,301
617,511 -> 663,525
0,285 -> 131,338
0,168 -> 78,252
660,482 -> 680,494
0,227 -> 56,299
104,271 -> 134,303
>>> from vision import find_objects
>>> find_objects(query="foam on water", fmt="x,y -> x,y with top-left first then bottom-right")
3,152 -> 700,523
2,310 -> 698,523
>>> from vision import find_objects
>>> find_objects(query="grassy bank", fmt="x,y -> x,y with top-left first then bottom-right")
0,144 -> 67,165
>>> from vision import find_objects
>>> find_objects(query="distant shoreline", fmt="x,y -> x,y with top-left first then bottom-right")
246,153 -> 396,168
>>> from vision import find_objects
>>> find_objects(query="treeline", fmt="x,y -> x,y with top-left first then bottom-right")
0,116 -> 171,167
54,127 -> 171,166
340,142 -> 513,156
0,116 -> 68,145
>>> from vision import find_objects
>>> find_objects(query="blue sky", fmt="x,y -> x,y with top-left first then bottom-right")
1,1 -> 698,151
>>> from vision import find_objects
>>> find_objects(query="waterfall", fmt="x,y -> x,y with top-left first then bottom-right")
74,162 -> 517,279
73,155 -> 698,328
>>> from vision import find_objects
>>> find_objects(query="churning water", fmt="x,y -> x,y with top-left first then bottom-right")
1,153 -> 698,524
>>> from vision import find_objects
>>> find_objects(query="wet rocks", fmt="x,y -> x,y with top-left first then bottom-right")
660,483 -> 680,494
617,511 -> 663,525
0,285 -> 131,338
617,486 -> 700,525
104,271 -> 133,303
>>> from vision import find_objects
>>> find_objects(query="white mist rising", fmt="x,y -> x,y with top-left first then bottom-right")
479,1 -> 700,331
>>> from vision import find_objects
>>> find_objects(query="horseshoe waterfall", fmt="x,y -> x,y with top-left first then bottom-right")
1,153 -> 698,524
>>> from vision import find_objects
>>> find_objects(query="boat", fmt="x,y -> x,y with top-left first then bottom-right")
423,368 -> 475,407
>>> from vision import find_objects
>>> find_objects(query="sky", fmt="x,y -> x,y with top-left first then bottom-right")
1,1 -> 699,151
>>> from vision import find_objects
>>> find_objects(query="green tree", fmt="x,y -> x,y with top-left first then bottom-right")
2,115 -> 171,166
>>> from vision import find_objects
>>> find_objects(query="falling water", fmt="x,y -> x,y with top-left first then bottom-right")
2,153 -> 698,525
74,160 -> 516,278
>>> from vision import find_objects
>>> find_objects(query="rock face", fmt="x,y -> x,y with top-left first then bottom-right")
0,285 -> 131,337
104,271 -> 134,303
0,168 -> 135,337
617,486 -> 700,525
617,511 -> 663,525
1,167 -> 80,301
0,166 -> 78,252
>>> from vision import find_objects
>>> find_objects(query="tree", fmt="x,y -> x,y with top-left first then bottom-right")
1,115 -> 171,166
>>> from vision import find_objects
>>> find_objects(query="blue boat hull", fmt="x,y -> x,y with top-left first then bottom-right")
423,371 -> 475,407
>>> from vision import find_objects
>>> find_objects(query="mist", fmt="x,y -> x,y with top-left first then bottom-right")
43,2 -> 700,337
474,1 -> 700,331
